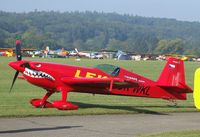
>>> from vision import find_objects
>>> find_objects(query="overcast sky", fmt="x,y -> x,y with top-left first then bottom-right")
0,0 -> 200,22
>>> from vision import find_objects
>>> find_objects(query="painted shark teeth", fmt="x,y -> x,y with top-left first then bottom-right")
23,68 -> 55,81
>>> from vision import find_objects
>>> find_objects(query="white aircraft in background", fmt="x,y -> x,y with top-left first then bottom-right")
74,48 -> 91,58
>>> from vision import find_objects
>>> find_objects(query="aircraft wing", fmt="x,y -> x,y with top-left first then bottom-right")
61,77 -> 139,90
61,77 -> 123,84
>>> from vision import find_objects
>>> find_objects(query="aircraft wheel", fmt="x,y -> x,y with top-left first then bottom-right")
30,99 -> 54,108
52,100 -> 79,110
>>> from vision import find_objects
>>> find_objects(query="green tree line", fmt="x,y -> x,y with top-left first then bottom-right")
1,11 -> 200,55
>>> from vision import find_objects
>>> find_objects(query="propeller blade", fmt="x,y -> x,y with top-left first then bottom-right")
15,40 -> 22,61
9,71 -> 19,93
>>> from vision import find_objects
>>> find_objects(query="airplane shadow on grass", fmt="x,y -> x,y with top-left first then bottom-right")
74,101 -> 195,115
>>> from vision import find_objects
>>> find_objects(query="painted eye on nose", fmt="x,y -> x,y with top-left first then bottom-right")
35,64 -> 41,68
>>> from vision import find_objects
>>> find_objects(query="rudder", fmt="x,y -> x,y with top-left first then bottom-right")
157,57 -> 185,87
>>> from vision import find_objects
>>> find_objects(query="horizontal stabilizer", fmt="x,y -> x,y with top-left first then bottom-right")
158,83 -> 193,93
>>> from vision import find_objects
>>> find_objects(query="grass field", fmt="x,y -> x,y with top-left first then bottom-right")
137,130 -> 200,137
0,56 -> 200,117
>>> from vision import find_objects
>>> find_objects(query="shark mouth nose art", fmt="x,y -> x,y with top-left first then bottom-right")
23,68 -> 55,81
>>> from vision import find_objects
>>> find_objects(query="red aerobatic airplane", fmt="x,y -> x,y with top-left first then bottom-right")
9,40 -> 193,110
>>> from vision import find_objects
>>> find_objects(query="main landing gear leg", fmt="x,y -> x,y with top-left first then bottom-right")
52,88 -> 79,110
30,90 -> 54,108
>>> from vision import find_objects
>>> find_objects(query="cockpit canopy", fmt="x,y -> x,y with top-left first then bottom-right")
94,64 -> 120,76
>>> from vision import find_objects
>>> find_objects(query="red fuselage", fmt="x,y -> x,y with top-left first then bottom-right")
9,60 -> 191,101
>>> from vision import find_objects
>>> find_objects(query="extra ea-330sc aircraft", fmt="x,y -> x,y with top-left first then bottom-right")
9,40 -> 195,110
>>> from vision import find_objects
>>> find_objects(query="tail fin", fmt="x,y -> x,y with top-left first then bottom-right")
75,48 -> 79,53
157,57 -> 185,87
157,57 -> 192,101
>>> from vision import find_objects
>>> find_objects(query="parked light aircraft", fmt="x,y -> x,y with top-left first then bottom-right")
9,40 -> 194,110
